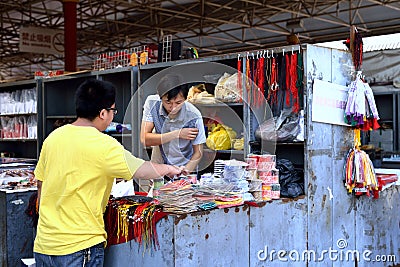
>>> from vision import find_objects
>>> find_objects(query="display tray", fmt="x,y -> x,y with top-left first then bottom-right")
0,158 -> 36,169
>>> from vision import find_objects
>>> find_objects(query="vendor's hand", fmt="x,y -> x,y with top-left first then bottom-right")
179,166 -> 190,176
166,165 -> 184,178
178,128 -> 199,140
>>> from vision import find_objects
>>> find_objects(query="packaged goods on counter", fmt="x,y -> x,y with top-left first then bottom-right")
102,157 -> 288,252
0,158 -> 37,191
0,168 -> 36,191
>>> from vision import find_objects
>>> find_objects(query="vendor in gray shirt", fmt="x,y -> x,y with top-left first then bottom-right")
140,74 -> 206,173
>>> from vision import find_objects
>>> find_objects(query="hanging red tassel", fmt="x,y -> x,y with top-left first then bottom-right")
285,54 -> 291,106
246,57 -> 251,104
255,56 -> 265,107
290,52 -> 300,113
270,57 -> 278,105
237,57 -> 242,102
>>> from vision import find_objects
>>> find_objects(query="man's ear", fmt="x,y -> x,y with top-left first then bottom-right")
98,109 -> 106,120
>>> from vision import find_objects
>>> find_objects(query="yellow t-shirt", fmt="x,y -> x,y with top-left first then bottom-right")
33,124 -> 144,255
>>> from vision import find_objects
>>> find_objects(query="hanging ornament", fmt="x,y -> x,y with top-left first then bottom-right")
237,54 -> 243,103
344,129 -> 379,197
344,73 -> 380,130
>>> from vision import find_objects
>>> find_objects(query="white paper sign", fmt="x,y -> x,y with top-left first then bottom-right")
312,79 -> 349,126
19,26 -> 64,55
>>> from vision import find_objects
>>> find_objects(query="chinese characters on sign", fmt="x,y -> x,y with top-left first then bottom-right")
19,26 -> 64,55
312,79 -> 350,126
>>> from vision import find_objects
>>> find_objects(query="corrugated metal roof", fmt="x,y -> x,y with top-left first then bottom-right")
363,34 -> 400,52
317,33 -> 400,52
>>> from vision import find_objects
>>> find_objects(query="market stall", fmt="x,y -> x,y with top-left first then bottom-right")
103,44 -> 399,266
0,42 -> 398,267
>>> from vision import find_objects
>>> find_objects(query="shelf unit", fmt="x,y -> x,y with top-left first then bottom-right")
240,45 -> 307,174
136,55 -> 250,174
38,67 -> 140,153
95,67 -> 139,153
0,79 -> 39,159
38,72 -> 93,151
367,88 -> 399,152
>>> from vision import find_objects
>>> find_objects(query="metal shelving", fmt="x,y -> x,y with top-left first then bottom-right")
0,79 -> 39,159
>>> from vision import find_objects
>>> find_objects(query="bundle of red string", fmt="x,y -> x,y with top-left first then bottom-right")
104,197 -> 168,250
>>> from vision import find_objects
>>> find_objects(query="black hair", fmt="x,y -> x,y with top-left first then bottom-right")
156,74 -> 189,100
75,79 -> 116,120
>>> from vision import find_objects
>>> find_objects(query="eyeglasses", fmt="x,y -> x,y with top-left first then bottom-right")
105,107 -> 118,115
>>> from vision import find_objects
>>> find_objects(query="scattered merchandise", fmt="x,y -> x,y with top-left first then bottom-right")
215,73 -> 241,103
187,84 -> 216,104
34,70 -> 64,79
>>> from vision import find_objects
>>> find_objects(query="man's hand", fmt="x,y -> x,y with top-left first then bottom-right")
178,128 -> 199,140
167,165 -> 189,178
179,166 -> 190,176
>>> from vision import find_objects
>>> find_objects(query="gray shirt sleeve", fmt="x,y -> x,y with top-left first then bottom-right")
143,94 -> 160,122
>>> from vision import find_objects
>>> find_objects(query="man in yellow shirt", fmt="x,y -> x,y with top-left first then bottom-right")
33,79 -> 183,267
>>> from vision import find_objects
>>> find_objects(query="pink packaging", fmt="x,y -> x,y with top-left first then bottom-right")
257,161 -> 275,170
259,175 -> 279,184
186,174 -> 197,184
258,169 -> 279,184
258,154 -> 276,163
245,157 -> 258,169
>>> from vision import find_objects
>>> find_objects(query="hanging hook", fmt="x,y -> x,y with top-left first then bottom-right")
263,50 -> 266,58
356,71 -> 363,79
282,49 -> 285,56
292,47 -> 294,55
238,53 -> 241,61
246,52 -> 249,59
266,50 -> 270,58
271,50 -> 274,58
252,52 -> 255,59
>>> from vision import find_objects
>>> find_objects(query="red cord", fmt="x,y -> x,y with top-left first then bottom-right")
237,58 -> 242,102
290,53 -> 299,113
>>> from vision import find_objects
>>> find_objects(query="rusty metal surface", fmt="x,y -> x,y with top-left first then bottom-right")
355,187 -> 400,266
332,124 -> 356,267
328,48 -> 355,267
305,45 -> 400,266
249,199 -> 307,267
306,44 -> 336,266
173,206 -> 249,267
